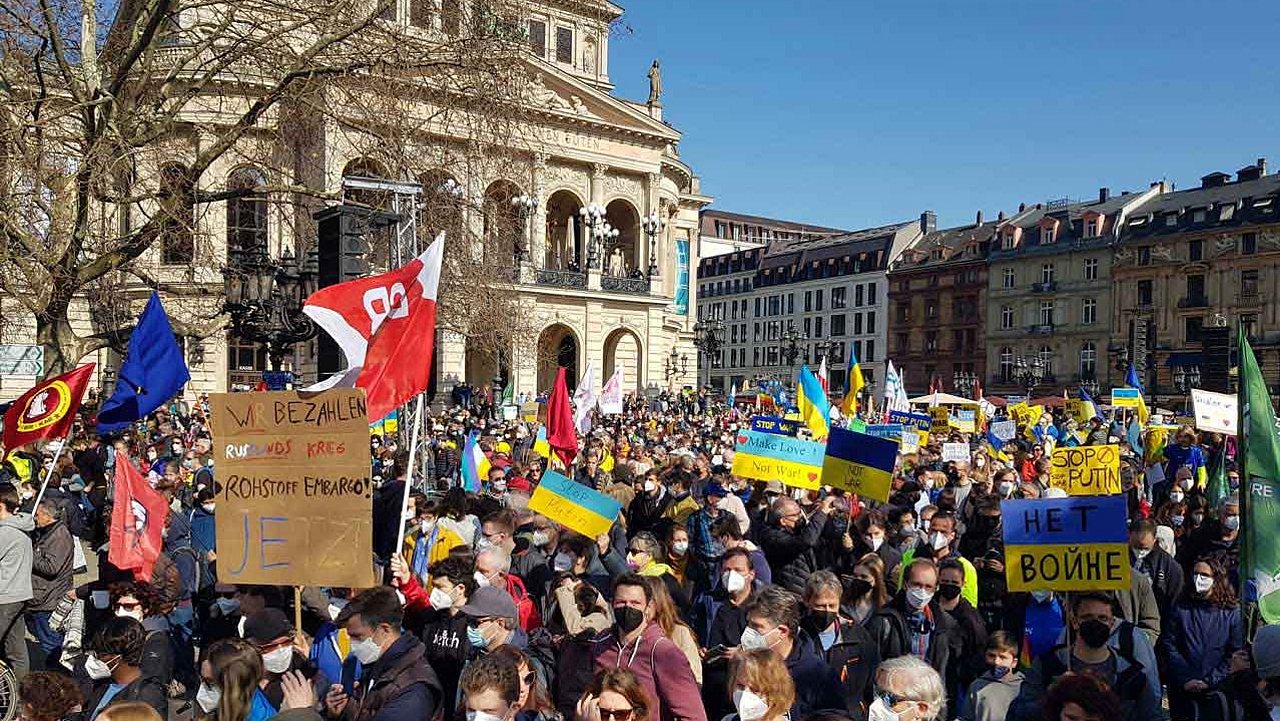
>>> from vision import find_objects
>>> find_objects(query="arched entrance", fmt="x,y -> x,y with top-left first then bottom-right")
603,327 -> 643,391
483,180 -> 525,265
464,337 -> 505,389
545,190 -> 584,271
537,324 -> 579,392
604,199 -> 641,277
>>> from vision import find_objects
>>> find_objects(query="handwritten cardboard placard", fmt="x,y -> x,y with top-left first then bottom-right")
942,442 -> 970,463
750,415 -> 799,437
900,429 -> 921,454
209,389 -> 375,588
888,411 -> 932,432
527,470 -> 621,539
1191,389 -> 1237,435
1001,495 -> 1131,592
1049,444 -> 1121,496
929,406 -> 951,429
822,426 -> 898,502
991,420 -> 1017,441
731,429 -> 826,490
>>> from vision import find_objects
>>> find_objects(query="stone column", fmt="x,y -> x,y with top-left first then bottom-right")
587,163 -> 608,289
531,154 -> 548,272
462,161 -> 484,262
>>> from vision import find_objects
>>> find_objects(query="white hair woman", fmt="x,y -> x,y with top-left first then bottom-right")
871,655 -> 945,721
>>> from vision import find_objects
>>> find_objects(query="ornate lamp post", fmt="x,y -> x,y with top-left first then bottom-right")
780,323 -> 805,377
693,319 -> 725,390
1080,377 -> 1101,398
642,211 -> 664,278
953,370 -> 977,398
579,203 -> 614,270
1172,365 -> 1201,393
510,194 -> 538,265
224,244 -> 319,373
664,348 -> 688,381
1013,354 -> 1046,396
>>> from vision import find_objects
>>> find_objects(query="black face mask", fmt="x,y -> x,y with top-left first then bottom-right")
845,577 -> 873,600
937,583 -> 962,602
802,610 -> 838,635
1077,619 -> 1111,649
614,606 -> 645,634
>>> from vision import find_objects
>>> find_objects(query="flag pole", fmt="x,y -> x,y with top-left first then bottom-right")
395,394 -> 426,550
31,437 -> 70,512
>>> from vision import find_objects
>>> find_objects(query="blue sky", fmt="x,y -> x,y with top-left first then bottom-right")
608,0 -> 1280,231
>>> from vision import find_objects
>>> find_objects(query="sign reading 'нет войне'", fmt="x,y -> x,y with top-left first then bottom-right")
209,389 -> 375,588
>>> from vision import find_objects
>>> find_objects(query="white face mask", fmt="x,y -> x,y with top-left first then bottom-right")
351,636 -> 384,665
722,570 -> 747,594
733,689 -> 769,721
866,535 -> 884,552
328,599 -> 348,621
115,607 -> 144,622
430,587 -> 456,611
85,653 -> 114,680
196,682 -> 222,713
1170,491 -> 1185,504
201,503 -> 216,514
531,530 -> 550,548
739,626 -> 777,651
1193,573 -> 1214,594
474,570 -> 495,588
552,553 -> 574,572
929,531 -> 949,551
1133,547 -> 1151,562
998,481 -> 1015,497
671,540 -> 689,556
476,537 -> 495,552
905,586 -> 934,610
868,696 -> 902,721
467,711 -> 506,721
262,645 -> 293,674
1031,590 -> 1053,604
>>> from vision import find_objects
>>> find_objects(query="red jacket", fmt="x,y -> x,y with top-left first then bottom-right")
592,624 -> 706,721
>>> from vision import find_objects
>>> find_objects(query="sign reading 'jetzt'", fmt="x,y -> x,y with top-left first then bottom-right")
209,390 -> 375,588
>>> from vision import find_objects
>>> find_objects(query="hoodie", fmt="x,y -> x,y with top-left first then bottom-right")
29,517 -> 74,612
0,513 -> 35,604
592,623 -> 707,721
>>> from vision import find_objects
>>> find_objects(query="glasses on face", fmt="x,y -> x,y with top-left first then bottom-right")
522,671 -> 536,686
875,688 -> 908,709
626,548 -> 646,555
598,708 -> 634,721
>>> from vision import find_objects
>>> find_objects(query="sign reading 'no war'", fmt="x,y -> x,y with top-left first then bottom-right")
1001,495 -> 1131,592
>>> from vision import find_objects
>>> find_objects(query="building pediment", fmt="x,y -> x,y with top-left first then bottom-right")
524,57 -> 681,144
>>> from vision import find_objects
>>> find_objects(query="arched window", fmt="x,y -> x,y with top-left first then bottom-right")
999,347 -> 1014,382
1080,342 -> 1097,379
159,162 -> 194,264
226,167 -> 268,261
1039,345 -> 1054,377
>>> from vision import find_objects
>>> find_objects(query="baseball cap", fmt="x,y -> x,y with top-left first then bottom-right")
458,586 -> 518,621
242,608 -> 292,643
704,482 -> 728,498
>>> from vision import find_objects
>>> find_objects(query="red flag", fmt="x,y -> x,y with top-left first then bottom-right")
303,233 -> 444,420
3,364 -> 94,450
108,454 -> 169,581
545,367 -> 578,468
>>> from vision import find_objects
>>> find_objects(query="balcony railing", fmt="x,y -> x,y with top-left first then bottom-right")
535,269 -> 587,289
1237,290 -> 1263,304
1028,323 -> 1056,335
601,275 -> 651,294
1032,281 -> 1058,293
1177,295 -> 1209,308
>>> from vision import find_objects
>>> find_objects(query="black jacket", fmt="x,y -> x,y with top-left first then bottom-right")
626,489 -> 674,537
867,594 -> 961,692
759,510 -> 829,595
943,598 -> 988,688
30,518 -> 75,612
78,674 -> 167,721
814,618 -> 878,721
341,635 -> 441,721
1132,546 -> 1184,625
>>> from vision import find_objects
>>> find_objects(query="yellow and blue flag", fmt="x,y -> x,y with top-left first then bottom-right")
533,426 -> 551,459
527,470 -> 621,538
796,365 -> 831,440
461,432 -> 490,492
822,426 -> 898,502
1125,364 -> 1151,426
840,345 -> 866,416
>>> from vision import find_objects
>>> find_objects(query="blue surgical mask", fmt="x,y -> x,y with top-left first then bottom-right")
467,624 -> 490,649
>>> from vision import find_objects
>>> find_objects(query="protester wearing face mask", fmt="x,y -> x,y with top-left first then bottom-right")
1008,592 -> 1159,720
801,571 -> 877,717
590,574 -> 705,721
847,511 -> 901,588
1178,495 -> 1242,583
460,586 -> 530,667
868,655 -> 946,721
404,496 -> 464,584
1127,519 -> 1183,621
895,512 -> 977,608
80,616 -> 167,720
627,471 -> 674,538
1163,426 -> 1207,489
759,495 -> 834,596
722,649 -> 794,721
243,608 -> 323,711
959,632 -> 1022,721
739,585 -> 843,717
624,532 -> 690,612
392,555 -> 475,713
326,586 -> 441,721
695,548 -> 756,720
460,655 -> 520,721
1160,558 -> 1243,719
196,638 -> 277,721
108,583 -> 174,682
867,558 -> 960,696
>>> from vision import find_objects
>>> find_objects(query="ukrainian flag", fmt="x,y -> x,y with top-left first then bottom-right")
796,365 -> 831,440
839,346 -> 866,416
461,432 -> 489,492
533,426 -> 551,459
527,470 -> 621,538
822,426 -> 897,502
1125,364 -> 1151,427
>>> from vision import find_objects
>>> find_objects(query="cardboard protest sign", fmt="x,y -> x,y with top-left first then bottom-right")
1049,445 -> 1121,495
942,442 -> 970,463
750,415 -> 799,437
822,426 -> 898,502
731,429 -> 825,490
521,402 -> 541,423
888,410 -> 932,432
991,420 -> 1017,441
1191,389 -> 1237,435
929,406 -> 950,430
1001,495 -> 1131,592
209,389 -> 375,588
900,429 -> 921,454
527,470 -> 621,538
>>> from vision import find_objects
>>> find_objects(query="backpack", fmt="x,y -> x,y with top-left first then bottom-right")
167,546 -> 202,599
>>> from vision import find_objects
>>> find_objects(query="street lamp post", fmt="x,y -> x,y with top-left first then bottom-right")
224,244 -> 319,373
693,319 -> 725,390
780,323 -> 805,381
491,372 -> 505,420
664,348 -> 688,382
579,204 -> 616,270
511,194 -> 538,265
1080,377 -> 1101,398
1013,354 -> 1046,397
953,370 -> 977,399
642,211 -> 664,278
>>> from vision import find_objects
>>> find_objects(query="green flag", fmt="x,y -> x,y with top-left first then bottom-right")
1238,326 -> 1280,622
1205,447 -> 1229,508
501,381 -> 514,406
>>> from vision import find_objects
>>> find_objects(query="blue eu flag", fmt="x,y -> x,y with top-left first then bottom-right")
97,292 -> 191,433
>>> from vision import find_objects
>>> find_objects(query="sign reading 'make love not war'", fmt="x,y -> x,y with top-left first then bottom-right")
731,429 -> 826,490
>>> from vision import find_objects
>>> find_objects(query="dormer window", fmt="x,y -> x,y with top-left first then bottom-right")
1042,227 -> 1055,244
931,247 -> 944,261
1002,232 -> 1016,250
1219,204 -> 1235,221
555,26 -> 573,64
1165,213 -> 1178,227
1192,209 -> 1206,223
1084,219 -> 1098,238
527,19 -> 546,57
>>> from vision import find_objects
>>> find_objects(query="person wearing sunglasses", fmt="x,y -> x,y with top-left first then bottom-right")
490,644 -> 558,721
869,655 -> 946,721
577,669 -> 651,721
79,616 -> 167,721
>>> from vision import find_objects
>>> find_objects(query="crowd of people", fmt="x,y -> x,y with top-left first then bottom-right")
0,388 -> 1277,721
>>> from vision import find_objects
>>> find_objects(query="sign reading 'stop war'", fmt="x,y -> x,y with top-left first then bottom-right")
209,390 -> 375,588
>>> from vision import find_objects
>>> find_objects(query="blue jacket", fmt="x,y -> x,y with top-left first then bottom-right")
785,633 -> 845,717
1159,599 -> 1243,687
